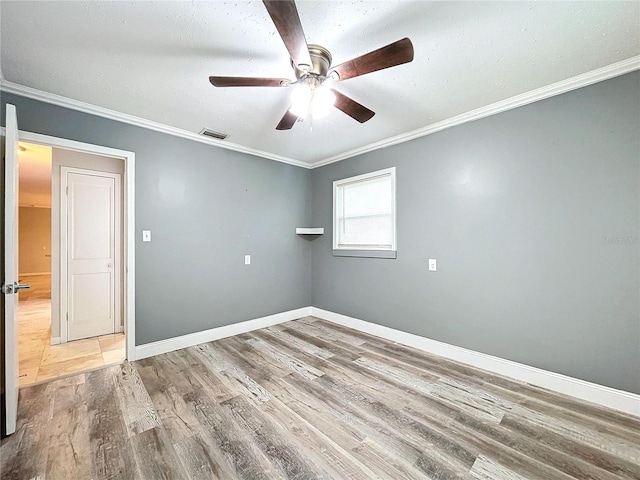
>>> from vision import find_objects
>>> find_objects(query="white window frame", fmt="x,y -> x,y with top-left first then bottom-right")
333,167 -> 397,259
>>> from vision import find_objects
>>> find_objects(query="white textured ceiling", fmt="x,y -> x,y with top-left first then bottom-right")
1,1 -> 639,165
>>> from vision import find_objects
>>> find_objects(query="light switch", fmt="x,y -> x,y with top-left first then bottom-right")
244,254 -> 251,265
142,230 -> 151,242
428,258 -> 437,271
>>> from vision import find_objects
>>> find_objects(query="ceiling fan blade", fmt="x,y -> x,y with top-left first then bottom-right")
332,90 -> 375,123
209,76 -> 290,87
330,38 -> 414,81
276,109 -> 298,130
263,0 -> 312,68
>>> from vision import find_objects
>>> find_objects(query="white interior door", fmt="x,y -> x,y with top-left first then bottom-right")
3,104 -> 21,435
62,168 -> 121,341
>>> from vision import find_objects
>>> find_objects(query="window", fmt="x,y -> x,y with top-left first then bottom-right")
333,167 -> 396,258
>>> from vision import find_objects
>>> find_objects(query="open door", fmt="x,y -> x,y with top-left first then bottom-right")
2,104 -> 30,436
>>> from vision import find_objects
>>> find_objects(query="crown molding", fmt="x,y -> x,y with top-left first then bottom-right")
2,56 -> 638,170
310,55 -> 640,169
0,79 -> 311,169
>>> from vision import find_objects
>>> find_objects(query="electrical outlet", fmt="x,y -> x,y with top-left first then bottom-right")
142,230 -> 151,242
428,259 -> 437,271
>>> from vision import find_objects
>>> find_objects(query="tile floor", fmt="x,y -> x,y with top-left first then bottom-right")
17,274 -> 125,387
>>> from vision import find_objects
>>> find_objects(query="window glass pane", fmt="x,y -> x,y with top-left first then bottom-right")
335,172 -> 394,249
342,176 -> 391,217
339,215 -> 392,247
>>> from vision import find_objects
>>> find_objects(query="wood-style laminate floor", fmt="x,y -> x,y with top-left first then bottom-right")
17,274 -> 125,386
2,316 -> 639,479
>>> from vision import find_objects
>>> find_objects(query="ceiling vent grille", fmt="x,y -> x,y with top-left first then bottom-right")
199,128 -> 228,140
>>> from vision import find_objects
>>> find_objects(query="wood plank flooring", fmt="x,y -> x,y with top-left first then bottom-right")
2,316 -> 639,479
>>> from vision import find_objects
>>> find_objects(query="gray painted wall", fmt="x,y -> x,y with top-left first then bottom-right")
1,72 -> 638,397
1,93 -> 312,345
310,72 -> 640,394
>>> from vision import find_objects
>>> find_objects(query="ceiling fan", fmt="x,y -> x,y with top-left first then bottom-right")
209,0 -> 414,130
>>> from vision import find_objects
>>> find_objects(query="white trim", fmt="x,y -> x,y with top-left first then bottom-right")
50,337 -> 61,346
135,307 -> 312,360
124,141 -> 136,361
311,307 -> 640,417
0,79 -> 309,169
310,55 -> 640,168
1,127 -> 134,160
2,128 -> 137,362
59,168 -> 69,344
18,272 -> 51,277
2,57 -> 638,170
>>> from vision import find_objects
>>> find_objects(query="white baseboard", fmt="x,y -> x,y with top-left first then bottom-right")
311,307 -> 640,417
19,272 -> 51,277
130,304 -> 639,416
135,307 -> 312,360
50,336 -> 60,346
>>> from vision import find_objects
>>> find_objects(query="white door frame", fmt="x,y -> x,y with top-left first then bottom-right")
61,167 -> 122,343
1,127 -> 136,361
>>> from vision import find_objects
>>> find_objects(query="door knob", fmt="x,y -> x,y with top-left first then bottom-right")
107,263 -> 112,269
1,282 -> 30,295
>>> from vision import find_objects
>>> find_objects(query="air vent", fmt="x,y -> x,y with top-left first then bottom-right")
199,128 -> 228,140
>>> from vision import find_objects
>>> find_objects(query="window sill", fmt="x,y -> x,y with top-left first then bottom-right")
332,249 -> 397,259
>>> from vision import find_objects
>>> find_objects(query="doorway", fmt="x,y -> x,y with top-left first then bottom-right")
3,117 -> 136,434
17,142 -> 127,386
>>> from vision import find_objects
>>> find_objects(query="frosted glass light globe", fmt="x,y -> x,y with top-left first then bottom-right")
289,83 -> 313,117
311,86 -> 336,119
289,79 -> 336,119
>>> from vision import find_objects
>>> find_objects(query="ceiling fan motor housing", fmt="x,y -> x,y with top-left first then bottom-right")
292,44 -> 332,79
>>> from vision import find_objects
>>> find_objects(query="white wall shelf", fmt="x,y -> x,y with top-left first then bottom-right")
296,228 -> 324,235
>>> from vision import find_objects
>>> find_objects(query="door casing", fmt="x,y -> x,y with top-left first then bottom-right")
1,126 -> 136,362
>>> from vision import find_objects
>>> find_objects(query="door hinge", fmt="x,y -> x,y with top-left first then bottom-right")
66,186 -> 68,195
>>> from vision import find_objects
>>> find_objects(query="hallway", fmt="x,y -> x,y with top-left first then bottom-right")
17,274 -> 125,386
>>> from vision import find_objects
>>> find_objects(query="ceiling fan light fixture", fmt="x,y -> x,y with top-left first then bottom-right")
289,79 -> 336,119
289,82 -> 313,117
311,85 -> 336,119
208,1 -> 413,130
